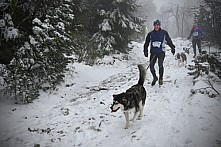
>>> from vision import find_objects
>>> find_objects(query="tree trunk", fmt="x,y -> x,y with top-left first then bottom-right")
181,7 -> 185,39
175,6 -> 180,37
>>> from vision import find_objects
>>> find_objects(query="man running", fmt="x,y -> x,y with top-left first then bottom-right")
144,19 -> 175,86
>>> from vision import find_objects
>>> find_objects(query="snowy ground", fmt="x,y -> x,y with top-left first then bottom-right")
0,38 -> 221,147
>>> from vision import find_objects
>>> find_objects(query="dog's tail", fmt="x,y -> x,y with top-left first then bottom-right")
137,64 -> 146,85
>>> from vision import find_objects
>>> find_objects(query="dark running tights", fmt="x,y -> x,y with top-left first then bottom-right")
192,39 -> 201,55
149,52 -> 165,80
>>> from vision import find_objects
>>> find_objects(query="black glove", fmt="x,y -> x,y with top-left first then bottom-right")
171,48 -> 175,55
187,37 -> 190,40
144,50 -> 148,57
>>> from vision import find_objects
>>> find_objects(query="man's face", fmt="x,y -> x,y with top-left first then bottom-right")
154,24 -> 160,31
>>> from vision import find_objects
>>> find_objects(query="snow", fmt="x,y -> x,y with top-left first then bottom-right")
0,19 -> 5,27
56,22 -> 65,30
68,14 -> 74,20
0,39 -> 221,147
33,18 -> 42,25
0,13 -> 18,40
99,10 -> 106,16
100,19 -> 112,31
29,35 -> 38,45
33,26 -> 43,35
116,0 -> 124,3
4,14 -> 13,26
5,27 -> 18,40
120,19 -> 127,28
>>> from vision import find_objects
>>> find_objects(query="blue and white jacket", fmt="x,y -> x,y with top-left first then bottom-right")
144,28 -> 175,54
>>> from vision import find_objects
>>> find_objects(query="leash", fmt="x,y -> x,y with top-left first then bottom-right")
146,54 -> 156,70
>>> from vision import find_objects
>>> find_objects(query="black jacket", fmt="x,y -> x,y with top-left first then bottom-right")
144,28 -> 175,54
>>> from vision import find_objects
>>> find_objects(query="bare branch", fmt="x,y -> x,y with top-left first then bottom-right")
206,80 -> 220,95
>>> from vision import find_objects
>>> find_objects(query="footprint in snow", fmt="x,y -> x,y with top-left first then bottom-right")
185,138 -> 192,144
201,126 -> 210,131
61,108 -> 70,116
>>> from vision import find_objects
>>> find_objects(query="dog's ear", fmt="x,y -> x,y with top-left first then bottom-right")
113,94 -> 117,99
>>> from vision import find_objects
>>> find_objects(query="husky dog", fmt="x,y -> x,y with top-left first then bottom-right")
175,52 -> 187,67
110,65 -> 146,129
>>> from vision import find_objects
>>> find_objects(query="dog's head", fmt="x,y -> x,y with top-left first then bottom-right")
110,93 -> 128,112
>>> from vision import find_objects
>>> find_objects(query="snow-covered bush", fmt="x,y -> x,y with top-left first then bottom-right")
1,0 -> 78,103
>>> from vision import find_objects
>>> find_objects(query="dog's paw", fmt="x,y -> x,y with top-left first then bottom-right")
124,123 -> 129,129
137,116 -> 142,120
124,125 -> 129,129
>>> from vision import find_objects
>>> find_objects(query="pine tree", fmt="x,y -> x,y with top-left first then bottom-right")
195,0 -> 221,48
1,0 -> 144,102
0,0 -> 19,64
68,0 -> 96,63
1,0 -> 76,103
86,0 -> 143,63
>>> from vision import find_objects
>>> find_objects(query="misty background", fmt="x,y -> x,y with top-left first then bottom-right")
136,0 -> 203,38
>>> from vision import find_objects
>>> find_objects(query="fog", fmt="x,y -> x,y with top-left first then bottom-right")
154,0 -> 201,10
136,0 -> 203,38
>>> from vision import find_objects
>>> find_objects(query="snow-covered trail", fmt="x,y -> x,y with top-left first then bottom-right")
0,39 -> 221,147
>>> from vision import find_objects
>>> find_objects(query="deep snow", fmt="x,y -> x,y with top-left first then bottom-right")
0,38 -> 221,147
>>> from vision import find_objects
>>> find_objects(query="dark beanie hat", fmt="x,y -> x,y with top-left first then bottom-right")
153,19 -> 161,26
